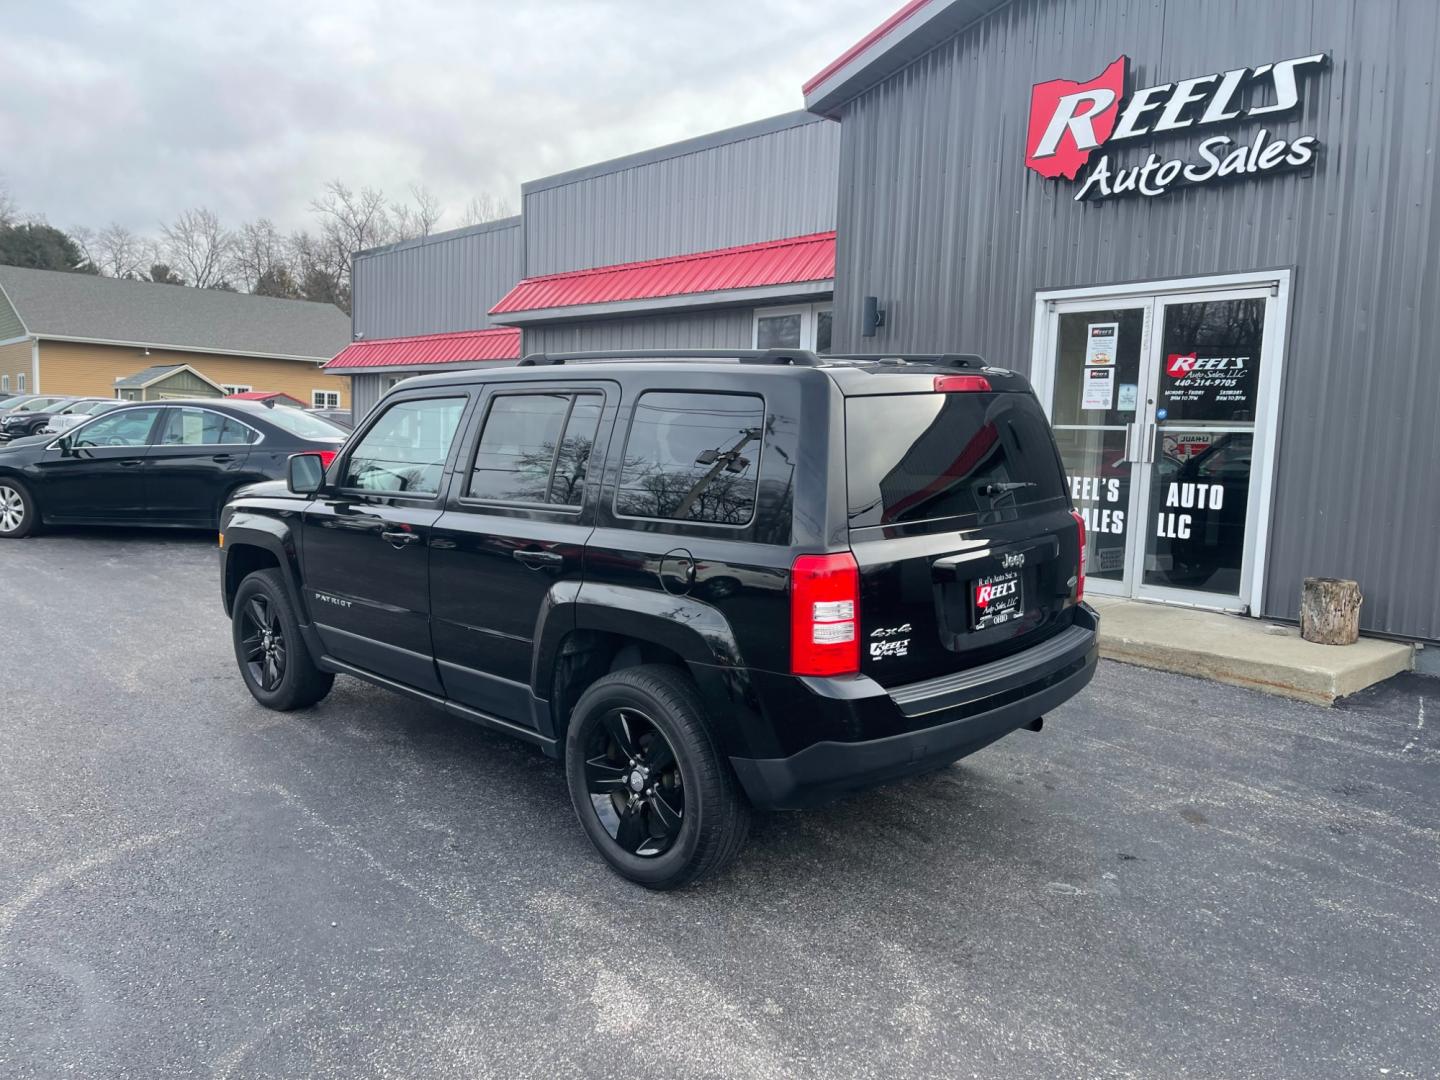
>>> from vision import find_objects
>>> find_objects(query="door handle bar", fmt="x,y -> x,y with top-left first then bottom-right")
512,549 -> 563,567
381,530 -> 420,546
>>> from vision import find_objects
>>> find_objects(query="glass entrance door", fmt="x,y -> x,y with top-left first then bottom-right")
1037,278 -> 1286,613
1131,290 -> 1272,607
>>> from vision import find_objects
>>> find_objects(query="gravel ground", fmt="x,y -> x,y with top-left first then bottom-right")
1,527 -> 1436,1079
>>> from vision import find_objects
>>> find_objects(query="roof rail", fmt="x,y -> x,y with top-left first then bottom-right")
516,349 -> 822,368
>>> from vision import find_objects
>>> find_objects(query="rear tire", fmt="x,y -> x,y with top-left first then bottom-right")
0,478 -> 39,538
565,664 -> 750,889
232,568 -> 334,711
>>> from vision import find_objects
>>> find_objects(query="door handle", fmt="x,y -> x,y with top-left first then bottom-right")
381,529 -> 421,546
211,453 -> 236,463
513,548 -> 563,568
119,458 -> 143,467
1144,421 -> 1157,464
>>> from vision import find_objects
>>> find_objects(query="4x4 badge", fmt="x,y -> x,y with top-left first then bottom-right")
870,624 -> 912,639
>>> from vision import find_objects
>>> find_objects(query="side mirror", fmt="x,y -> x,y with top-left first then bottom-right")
287,452 -> 327,495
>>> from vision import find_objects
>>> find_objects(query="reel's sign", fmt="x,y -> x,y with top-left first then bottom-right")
1024,53 -> 1327,201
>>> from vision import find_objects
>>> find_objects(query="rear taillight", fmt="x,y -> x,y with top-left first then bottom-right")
789,553 -> 860,677
1070,509 -> 1086,602
934,374 -> 992,393
315,449 -> 338,470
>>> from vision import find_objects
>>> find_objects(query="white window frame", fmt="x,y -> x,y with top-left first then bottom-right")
17,373 -> 25,393
752,302 -> 834,352
1,375 -> 9,394
312,389 -> 341,409
221,384 -> 252,396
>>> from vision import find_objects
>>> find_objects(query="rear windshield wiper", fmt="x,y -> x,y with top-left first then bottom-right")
980,481 -> 1036,496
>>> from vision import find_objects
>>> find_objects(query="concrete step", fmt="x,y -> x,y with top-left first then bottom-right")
1089,595 -> 1414,705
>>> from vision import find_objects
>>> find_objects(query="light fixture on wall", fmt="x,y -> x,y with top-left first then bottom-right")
861,296 -> 886,338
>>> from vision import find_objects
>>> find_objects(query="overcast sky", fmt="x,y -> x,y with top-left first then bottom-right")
0,0 -> 885,237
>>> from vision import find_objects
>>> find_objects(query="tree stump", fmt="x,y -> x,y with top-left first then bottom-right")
1300,577 -> 1362,645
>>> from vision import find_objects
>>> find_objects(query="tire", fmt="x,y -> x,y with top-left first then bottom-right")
232,568 -> 334,711
565,664 -> 750,890
0,477 -> 39,539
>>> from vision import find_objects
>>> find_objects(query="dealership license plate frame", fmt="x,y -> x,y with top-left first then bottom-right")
971,570 -> 1024,631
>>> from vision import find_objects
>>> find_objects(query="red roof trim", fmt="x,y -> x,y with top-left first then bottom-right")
802,0 -> 934,94
489,232 -> 836,316
324,327 -> 521,371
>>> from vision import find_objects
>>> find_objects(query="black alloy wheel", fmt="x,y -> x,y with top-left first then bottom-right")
565,664 -> 751,889
230,568 -> 334,711
238,592 -> 287,693
583,706 -> 685,857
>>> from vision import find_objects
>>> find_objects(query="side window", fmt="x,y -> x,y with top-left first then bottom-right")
467,392 -> 602,507
72,408 -> 161,448
157,407 -> 255,445
615,391 -> 764,525
342,396 -> 465,496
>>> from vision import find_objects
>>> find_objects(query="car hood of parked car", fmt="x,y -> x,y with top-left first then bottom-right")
232,479 -> 296,502
0,433 -> 50,450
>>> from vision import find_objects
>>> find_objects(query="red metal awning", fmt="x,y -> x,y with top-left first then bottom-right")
324,327 -> 521,372
489,232 -> 836,317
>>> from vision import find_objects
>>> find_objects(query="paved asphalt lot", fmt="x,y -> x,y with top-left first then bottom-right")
1,528 -> 1436,1080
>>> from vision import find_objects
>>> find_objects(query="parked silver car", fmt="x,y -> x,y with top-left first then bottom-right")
40,398 -> 125,434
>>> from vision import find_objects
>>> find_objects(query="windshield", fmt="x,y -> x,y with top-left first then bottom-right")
846,391 -> 1068,528
14,397 -> 67,412
84,400 -> 121,414
262,407 -> 348,440
0,396 -> 31,410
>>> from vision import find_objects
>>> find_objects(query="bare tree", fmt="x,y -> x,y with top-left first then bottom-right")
289,229 -> 348,311
91,223 -> 149,279
69,224 -> 99,270
161,207 -> 234,289
391,185 -> 444,242
0,180 -> 17,229
460,193 -> 515,226
232,218 -> 292,292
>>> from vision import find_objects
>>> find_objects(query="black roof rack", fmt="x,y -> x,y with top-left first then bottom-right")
516,349 -> 822,368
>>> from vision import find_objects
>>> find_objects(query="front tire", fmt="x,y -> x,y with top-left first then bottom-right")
232,568 -> 334,711
565,664 -> 750,890
0,478 -> 39,538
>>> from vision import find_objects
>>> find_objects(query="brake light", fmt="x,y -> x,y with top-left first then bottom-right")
790,553 -> 860,677
1070,509 -> 1086,602
934,375 -> 992,393
315,449 -> 338,470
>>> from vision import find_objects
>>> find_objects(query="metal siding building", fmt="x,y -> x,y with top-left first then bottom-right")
813,0 -> 1440,642
337,218 -> 525,420
522,112 -> 839,277
498,113 -> 841,355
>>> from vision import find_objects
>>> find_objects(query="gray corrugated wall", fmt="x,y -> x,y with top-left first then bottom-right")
829,0 -> 1440,641
351,218 -> 523,340
347,374 -> 387,423
524,115 -> 840,276
521,308 -> 755,355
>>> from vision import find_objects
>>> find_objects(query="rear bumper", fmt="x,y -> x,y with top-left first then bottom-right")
730,603 -> 1098,809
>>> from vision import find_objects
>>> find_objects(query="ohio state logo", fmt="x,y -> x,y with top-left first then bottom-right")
1167,352 -> 1197,377
1024,53 -> 1327,202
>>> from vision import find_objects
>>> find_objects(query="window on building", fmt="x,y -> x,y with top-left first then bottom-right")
615,391 -> 764,525
341,397 -> 464,496
312,389 -> 341,409
466,392 -> 603,506
222,384 -> 252,396
753,303 -> 833,354
156,407 -> 258,446
1,376 -> 8,394
16,373 -> 25,393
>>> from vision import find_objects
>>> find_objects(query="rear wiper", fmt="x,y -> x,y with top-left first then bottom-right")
980,481 -> 1036,496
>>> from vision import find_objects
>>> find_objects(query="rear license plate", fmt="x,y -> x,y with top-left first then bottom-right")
972,571 -> 1024,630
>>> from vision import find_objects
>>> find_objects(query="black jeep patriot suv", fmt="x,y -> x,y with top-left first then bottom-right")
219,350 -> 1098,888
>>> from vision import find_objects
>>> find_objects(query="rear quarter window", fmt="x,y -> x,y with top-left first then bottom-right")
846,392 -> 1067,528
615,391 -> 764,526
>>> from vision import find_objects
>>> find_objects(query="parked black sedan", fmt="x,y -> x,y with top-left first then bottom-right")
0,399 -> 347,538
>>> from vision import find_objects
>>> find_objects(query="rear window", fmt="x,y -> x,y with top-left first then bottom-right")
846,392 -> 1067,528
263,407 -> 348,440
